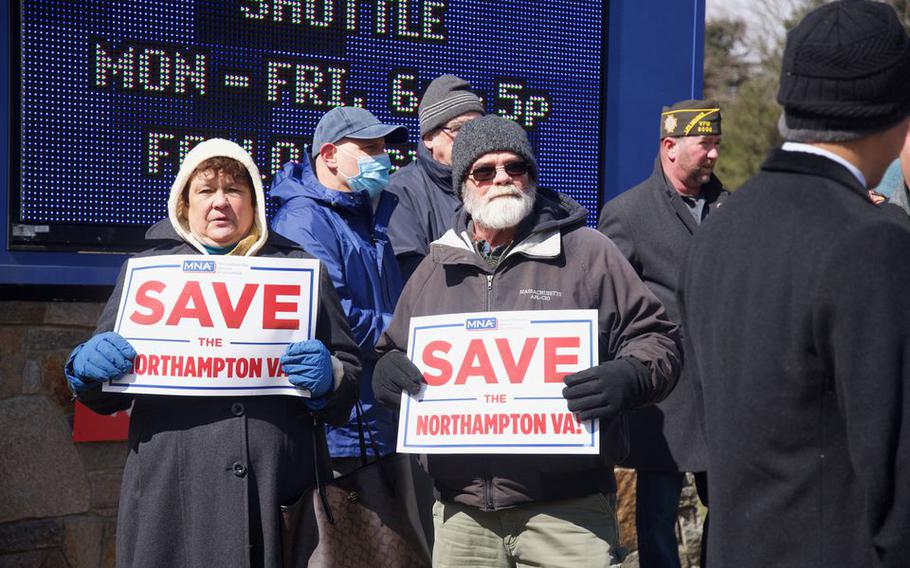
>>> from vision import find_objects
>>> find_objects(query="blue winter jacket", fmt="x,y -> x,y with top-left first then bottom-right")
271,158 -> 403,457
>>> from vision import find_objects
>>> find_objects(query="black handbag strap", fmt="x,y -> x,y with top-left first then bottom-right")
311,400 -> 399,524
355,399 -> 398,497
355,399 -> 369,468
310,420 -> 335,525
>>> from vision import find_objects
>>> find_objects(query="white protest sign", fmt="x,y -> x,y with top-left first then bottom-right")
103,255 -> 320,397
398,309 -> 599,454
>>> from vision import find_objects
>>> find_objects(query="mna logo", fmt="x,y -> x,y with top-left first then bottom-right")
465,317 -> 497,331
182,260 -> 215,273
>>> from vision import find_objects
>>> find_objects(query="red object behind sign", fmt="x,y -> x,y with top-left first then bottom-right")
73,401 -> 130,442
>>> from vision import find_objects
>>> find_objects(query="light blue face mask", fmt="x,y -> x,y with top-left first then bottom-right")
339,149 -> 392,199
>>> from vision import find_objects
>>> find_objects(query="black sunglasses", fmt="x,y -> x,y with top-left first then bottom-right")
468,161 -> 529,182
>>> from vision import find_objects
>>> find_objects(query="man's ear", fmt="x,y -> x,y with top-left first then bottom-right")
318,143 -> 337,167
662,137 -> 679,162
422,131 -> 435,151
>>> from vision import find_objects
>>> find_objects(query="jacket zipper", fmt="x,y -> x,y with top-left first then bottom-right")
483,271 -> 494,509
485,274 -> 493,311
482,475 -> 494,511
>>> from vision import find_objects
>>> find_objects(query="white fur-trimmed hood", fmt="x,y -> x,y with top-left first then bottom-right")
167,138 -> 268,256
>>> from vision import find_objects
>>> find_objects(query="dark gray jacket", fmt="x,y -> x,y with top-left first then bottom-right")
77,220 -> 361,568
378,189 -> 681,511
680,149 -> 910,567
386,144 -> 462,281
598,159 -> 727,472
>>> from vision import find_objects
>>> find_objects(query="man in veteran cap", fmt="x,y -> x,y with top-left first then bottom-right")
598,99 -> 726,568
680,1 -> 910,566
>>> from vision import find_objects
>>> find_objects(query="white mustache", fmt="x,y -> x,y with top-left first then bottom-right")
483,185 -> 523,200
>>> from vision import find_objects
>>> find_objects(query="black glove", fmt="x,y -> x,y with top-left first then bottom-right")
372,350 -> 424,409
562,358 -> 651,420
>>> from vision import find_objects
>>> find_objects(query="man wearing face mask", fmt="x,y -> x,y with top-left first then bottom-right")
271,106 -> 408,473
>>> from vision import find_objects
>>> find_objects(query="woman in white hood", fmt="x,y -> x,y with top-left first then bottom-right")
63,139 -> 361,568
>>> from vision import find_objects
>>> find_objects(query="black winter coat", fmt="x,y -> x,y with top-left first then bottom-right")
598,159 -> 727,472
77,221 -> 361,568
679,149 -> 910,567
386,144 -> 462,281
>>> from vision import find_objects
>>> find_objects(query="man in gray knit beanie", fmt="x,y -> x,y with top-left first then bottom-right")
386,74 -> 485,281
450,115 -> 539,253
373,113 -> 681,567
451,114 -> 538,196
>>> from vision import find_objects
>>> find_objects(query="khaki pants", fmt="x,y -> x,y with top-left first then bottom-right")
432,493 -> 623,568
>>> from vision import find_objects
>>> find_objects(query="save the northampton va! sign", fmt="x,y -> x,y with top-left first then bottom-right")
398,310 -> 600,455
103,255 -> 321,397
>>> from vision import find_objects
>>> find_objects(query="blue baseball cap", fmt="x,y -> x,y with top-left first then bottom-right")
311,106 -> 409,157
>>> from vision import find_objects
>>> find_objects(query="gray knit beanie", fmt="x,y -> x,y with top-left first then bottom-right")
451,115 -> 538,198
418,75 -> 485,136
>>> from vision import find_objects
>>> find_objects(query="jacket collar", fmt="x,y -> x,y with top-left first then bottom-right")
435,225 -> 561,258
416,143 -> 455,195
761,148 -> 868,198
145,218 -> 302,253
270,156 -> 379,215
650,158 -> 725,234
780,143 -> 866,187
146,218 -> 183,242
430,187 -> 585,268
449,186 -> 588,239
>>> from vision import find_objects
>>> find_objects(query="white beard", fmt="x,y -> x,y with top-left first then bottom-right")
463,183 -> 536,230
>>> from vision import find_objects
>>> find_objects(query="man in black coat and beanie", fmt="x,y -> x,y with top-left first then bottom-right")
386,75 -> 485,281
679,1 -> 910,567
599,100 -> 726,568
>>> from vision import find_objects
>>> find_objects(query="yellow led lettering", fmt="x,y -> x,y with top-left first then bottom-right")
295,64 -> 325,105
390,71 -> 419,113
305,0 -> 334,27
375,0 -> 390,34
422,0 -> 446,41
325,67 -> 347,107
525,95 -> 550,128
397,0 -> 421,38
272,0 -> 303,24
270,142 -> 302,177
239,0 -> 268,20
267,61 -> 294,102
174,52 -> 206,95
146,132 -> 175,176
345,0 -> 358,30
93,43 -> 135,89
179,136 -> 207,164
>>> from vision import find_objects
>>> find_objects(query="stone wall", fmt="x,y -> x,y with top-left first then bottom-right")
616,470 -> 706,568
0,299 -> 705,568
0,301 -> 125,568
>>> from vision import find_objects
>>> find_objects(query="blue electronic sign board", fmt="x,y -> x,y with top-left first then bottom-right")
2,0 -> 708,286
10,0 -> 604,250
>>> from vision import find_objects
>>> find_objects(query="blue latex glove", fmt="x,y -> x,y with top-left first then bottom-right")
281,340 -> 333,409
65,332 -> 137,392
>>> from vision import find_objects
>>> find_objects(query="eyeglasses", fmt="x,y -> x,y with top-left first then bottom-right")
440,123 -> 465,138
468,161 -> 530,182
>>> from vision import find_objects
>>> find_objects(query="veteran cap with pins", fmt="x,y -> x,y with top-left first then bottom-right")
660,99 -> 722,138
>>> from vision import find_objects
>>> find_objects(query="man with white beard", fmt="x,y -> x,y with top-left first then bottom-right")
373,115 -> 681,568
